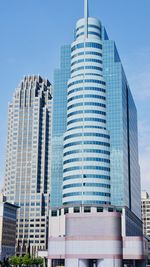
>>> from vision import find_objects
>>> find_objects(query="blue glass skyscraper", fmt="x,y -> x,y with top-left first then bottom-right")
51,2 -> 141,219
51,46 -> 71,207
102,31 -> 141,218
48,2 -> 144,266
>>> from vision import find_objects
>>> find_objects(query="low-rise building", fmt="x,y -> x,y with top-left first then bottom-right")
0,194 -> 19,260
48,205 -> 145,267
141,191 -> 150,265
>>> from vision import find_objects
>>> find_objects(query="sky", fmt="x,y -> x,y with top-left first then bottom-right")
0,0 -> 150,192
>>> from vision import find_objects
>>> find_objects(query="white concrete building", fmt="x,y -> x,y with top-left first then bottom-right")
4,75 -> 52,255
141,191 -> 150,265
48,205 -> 145,267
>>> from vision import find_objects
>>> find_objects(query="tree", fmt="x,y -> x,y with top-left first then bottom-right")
9,256 -> 22,267
9,255 -> 44,267
22,254 -> 31,267
32,257 -> 43,266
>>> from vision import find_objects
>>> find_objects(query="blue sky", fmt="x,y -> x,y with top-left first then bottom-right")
0,0 -> 150,191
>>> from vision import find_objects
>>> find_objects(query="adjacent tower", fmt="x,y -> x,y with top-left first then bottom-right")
4,75 -> 52,255
51,45 -> 71,207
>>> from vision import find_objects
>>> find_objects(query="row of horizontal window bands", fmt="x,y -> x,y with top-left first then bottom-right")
68,94 -> 106,103
68,87 -> 106,95
51,206 -> 121,216
68,126 -> 106,132
63,157 -> 110,165
71,42 -> 102,52
64,132 -> 109,141
17,238 -> 45,243
68,79 -> 106,88
76,31 -> 101,39
67,118 -> 106,126
71,51 -> 102,59
67,102 -> 106,110
71,66 -> 103,74
64,140 -> 110,149
72,73 -> 103,79
63,183 -> 110,190
63,149 -> 110,157
63,192 -> 110,197
63,201 -> 111,206
76,24 -> 101,32
63,166 -> 110,173
63,174 -> 110,181
71,59 -> 102,67
67,110 -> 106,118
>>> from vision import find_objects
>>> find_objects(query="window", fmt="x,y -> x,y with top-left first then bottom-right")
84,207 -> 91,213
51,210 -> 57,217
74,207 -> 80,213
97,207 -> 103,212
108,208 -> 114,212
64,208 -> 69,214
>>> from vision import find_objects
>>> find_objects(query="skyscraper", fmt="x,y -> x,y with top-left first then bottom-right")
102,31 -> 141,219
51,9 -> 141,220
48,1 -> 144,266
62,6 -> 111,206
4,75 -> 52,255
51,46 -> 71,207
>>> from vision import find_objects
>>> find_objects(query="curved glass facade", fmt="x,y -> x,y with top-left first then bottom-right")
62,17 -> 110,205
51,16 -> 141,220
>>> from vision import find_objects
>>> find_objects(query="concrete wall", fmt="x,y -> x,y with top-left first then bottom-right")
48,208 -> 145,267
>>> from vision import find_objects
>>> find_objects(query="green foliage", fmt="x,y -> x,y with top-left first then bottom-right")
34,257 -> 43,265
9,254 -> 44,266
9,255 -> 22,266
22,254 -> 31,266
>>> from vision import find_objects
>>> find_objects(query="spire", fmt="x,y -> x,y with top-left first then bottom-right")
84,0 -> 89,19
84,0 -> 89,38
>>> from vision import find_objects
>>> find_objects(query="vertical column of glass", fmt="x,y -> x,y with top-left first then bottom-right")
62,17 -> 111,206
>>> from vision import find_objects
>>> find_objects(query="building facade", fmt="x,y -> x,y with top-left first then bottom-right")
141,191 -> 150,264
62,15 -> 111,206
0,194 -> 18,260
48,0 -> 144,266
51,46 -> 71,207
51,6 -> 141,219
4,75 -> 52,255
48,205 -> 144,267
102,32 -> 141,218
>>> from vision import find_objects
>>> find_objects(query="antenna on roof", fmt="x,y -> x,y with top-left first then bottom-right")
84,0 -> 89,38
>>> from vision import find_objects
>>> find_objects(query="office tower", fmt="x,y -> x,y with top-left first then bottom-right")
102,31 -> 141,219
51,46 -> 71,207
51,21 -> 141,220
0,193 -> 19,260
62,6 -> 111,206
4,75 -> 52,255
48,1 -> 145,266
